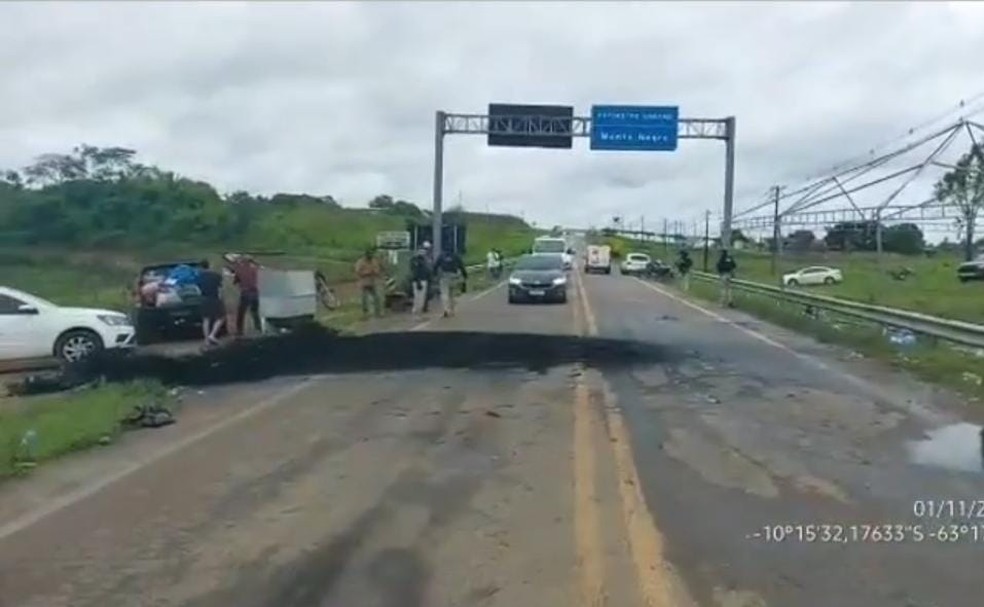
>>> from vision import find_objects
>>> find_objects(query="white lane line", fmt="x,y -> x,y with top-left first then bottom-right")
0,378 -> 319,543
629,277 -> 904,397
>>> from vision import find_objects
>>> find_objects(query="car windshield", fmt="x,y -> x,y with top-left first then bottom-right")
628,254 -> 649,261
2,288 -> 56,309
515,255 -> 564,271
533,240 -> 566,254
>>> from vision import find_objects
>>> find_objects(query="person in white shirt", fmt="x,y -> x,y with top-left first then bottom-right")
487,248 -> 503,280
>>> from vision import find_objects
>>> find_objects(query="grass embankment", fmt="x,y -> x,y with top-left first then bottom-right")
597,234 -> 984,324
729,250 -> 984,324
1,208 -> 538,313
0,380 -> 171,479
683,275 -> 984,399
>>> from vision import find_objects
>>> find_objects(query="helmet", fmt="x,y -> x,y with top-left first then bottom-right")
422,241 -> 432,249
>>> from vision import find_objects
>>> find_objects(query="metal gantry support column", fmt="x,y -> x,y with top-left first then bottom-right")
432,110 -> 446,257
721,116 -> 737,252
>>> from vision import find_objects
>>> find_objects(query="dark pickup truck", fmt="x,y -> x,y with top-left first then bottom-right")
132,260 -> 209,344
957,257 -> 984,283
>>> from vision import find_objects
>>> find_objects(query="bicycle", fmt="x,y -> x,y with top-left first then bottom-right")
315,270 -> 341,310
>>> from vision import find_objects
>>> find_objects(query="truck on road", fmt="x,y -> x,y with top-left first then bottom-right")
584,245 -> 612,274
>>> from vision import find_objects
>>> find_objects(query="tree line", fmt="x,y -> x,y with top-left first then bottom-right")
0,144 -> 528,251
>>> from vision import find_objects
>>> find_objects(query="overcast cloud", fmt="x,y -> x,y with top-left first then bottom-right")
2,0 -> 983,236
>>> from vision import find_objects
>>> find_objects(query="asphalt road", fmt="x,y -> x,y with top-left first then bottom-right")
1,267 -> 983,607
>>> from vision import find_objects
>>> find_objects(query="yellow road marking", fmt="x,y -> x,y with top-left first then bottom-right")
575,273 -> 690,607
571,277 -> 607,606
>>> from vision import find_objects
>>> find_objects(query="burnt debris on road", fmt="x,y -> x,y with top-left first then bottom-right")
5,325 -> 679,392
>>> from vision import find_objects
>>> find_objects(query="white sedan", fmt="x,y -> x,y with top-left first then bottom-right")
782,266 -> 843,287
0,286 -> 136,363
620,253 -> 651,275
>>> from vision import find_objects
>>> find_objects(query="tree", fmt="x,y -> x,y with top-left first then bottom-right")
368,194 -> 395,210
22,153 -> 87,186
935,143 -> 984,261
785,229 -> 816,252
825,220 -> 878,251
881,223 -> 924,255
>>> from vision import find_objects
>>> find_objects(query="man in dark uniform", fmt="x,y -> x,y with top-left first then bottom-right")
716,249 -> 737,307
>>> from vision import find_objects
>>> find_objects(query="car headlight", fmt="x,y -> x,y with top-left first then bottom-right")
552,276 -> 567,285
508,277 -> 522,285
98,314 -> 133,327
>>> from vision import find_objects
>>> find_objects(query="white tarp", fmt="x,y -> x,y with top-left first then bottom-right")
258,268 -> 317,321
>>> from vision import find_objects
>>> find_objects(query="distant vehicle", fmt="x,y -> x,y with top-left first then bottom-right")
507,254 -> 569,304
643,259 -> 675,281
584,245 -> 612,274
0,285 -> 135,363
132,260 -> 211,344
782,266 -> 843,287
532,236 -> 573,270
957,256 -> 984,282
620,252 -> 651,276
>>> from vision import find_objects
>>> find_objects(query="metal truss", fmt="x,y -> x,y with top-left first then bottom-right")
441,113 -> 729,140
733,118 -> 984,222
733,202 -> 957,230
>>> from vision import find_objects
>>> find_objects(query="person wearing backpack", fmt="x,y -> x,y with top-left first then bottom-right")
676,249 -> 694,292
716,249 -> 737,307
409,245 -> 432,317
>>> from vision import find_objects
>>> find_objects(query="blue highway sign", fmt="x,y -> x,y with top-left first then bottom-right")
590,105 -> 679,151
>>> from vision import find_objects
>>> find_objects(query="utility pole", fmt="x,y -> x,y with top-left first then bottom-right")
770,185 -> 782,279
703,210 -> 710,272
662,218 -> 669,255
640,216 -> 645,241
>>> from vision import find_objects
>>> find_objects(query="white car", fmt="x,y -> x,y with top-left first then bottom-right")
620,252 -> 651,275
0,286 -> 136,363
782,266 -> 843,287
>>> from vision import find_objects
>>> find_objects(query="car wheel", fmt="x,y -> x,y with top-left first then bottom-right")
787,278 -> 799,287
557,293 -> 568,304
508,295 -> 517,304
55,329 -> 104,363
823,276 -> 835,285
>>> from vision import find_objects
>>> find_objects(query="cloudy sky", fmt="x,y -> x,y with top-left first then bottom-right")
2,1 -> 983,237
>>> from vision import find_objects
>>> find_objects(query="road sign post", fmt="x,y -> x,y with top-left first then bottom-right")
431,105 -> 736,257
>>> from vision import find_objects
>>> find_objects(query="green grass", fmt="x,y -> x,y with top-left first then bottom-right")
592,233 -> 984,324
683,275 -> 984,399
0,380 -> 171,479
726,250 -> 984,323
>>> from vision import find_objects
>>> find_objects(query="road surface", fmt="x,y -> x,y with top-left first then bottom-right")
1,268 -> 983,607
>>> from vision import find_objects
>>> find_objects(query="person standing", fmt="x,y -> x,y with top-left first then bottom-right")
228,254 -> 262,337
486,248 -> 502,280
676,249 -> 694,292
716,249 -> 737,307
354,247 -> 383,318
435,248 -> 468,318
409,245 -> 432,317
196,260 -> 226,347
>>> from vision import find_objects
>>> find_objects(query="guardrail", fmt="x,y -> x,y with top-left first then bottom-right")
689,271 -> 984,349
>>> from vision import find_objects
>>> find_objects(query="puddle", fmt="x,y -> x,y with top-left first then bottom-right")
908,423 -> 984,473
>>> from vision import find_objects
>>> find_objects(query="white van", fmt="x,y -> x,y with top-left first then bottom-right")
584,245 -> 611,274
532,237 -> 572,270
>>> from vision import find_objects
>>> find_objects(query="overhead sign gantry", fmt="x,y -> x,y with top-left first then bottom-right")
430,103 -> 736,256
